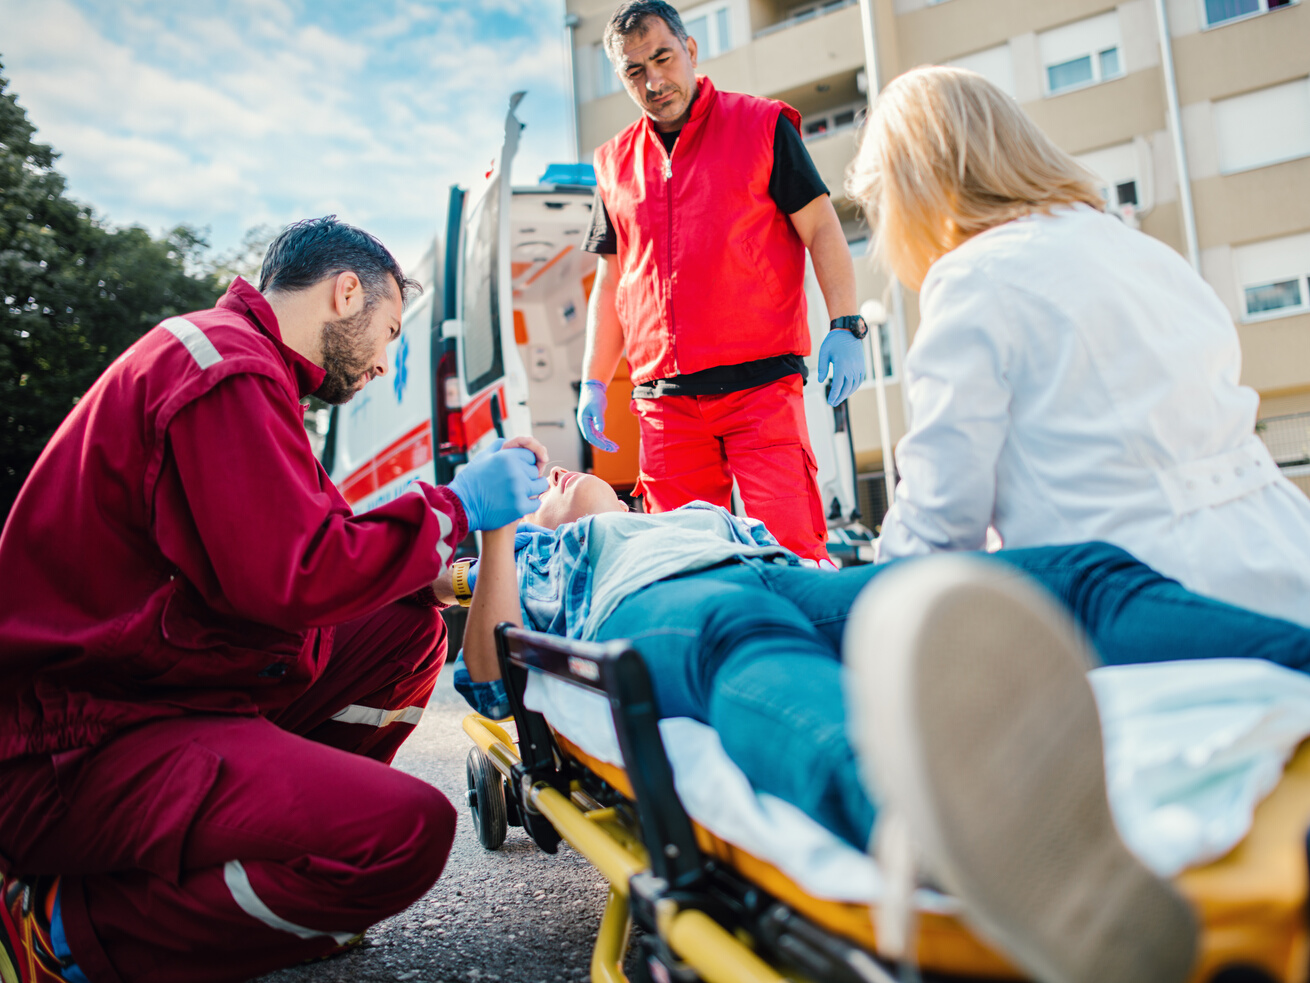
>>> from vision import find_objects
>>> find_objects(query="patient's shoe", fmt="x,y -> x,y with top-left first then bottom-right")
1,876 -> 82,983
844,555 -> 1197,983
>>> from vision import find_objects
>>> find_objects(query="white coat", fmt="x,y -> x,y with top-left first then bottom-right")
876,204 -> 1310,627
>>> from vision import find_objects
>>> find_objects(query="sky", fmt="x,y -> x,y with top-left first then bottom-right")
0,0 -> 576,273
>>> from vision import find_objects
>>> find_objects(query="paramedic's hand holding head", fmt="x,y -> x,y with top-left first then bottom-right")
576,0 -> 863,564
457,465 -> 627,691
448,436 -> 550,531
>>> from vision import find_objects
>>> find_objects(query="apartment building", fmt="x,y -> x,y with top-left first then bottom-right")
565,0 -> 1310,516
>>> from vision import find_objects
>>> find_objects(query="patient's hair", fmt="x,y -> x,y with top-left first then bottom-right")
845,66 -> 1104,290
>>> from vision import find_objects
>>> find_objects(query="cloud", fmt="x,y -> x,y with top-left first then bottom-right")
0,0 -> 573,270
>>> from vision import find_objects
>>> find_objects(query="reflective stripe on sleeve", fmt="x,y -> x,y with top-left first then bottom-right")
433,506 -> 454,566
329,704 -> 426,728
223,860 -> 358,946
161,316 -> 223,370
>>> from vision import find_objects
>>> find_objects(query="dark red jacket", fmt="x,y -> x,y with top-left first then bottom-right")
0,278 -> 467,761
593,76 -> 811,385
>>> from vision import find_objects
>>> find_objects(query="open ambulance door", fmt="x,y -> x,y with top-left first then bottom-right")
434,92 -> 533,485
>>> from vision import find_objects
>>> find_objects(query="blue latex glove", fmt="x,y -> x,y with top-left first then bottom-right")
448,438 -> 549,531
576,379 -> 619,453
817,328 -> 866,406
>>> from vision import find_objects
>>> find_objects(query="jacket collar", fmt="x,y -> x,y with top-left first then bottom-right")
687,75 -> 716,125
642,74 -> 717,143
217,277 -> 326,400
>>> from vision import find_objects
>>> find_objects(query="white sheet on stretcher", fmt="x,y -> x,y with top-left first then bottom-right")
523,658 -> 1310,904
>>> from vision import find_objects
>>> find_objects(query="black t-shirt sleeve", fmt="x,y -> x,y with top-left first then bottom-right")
583,190 -> 617,255
769,114 -> 829,215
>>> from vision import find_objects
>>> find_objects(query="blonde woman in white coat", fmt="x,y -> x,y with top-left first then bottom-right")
846,66 -> 1310,627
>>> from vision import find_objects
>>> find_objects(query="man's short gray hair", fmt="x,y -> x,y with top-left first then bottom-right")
602,1 -> 689,65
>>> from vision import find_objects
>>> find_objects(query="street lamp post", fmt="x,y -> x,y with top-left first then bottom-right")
564,11 -> 582,164
856,0 -> 910,504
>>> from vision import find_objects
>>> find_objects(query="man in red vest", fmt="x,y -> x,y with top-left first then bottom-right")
0,217 -> 548,983
577,0 -> 868,563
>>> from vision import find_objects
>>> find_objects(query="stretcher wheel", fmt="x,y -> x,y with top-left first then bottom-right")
465,746 -> 508,850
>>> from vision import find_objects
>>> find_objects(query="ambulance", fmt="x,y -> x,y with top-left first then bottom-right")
321,94 -> 869,558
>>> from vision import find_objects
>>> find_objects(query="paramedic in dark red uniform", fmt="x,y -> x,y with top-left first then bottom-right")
0,216 -> 549,983
576,0 -> 868,563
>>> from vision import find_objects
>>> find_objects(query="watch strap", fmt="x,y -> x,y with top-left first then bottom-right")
830,314 -> 868,339
451,559 -> 475,608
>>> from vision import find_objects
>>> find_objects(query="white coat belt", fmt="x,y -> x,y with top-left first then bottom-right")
1156,435 -> 1279,517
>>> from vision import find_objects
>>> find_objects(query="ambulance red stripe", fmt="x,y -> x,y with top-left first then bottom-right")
340,422 -> 432,506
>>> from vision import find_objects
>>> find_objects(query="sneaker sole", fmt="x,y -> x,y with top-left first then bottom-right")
846,555 -> 1197,983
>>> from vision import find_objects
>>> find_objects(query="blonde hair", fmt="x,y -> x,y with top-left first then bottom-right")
845,65 -> 1105,289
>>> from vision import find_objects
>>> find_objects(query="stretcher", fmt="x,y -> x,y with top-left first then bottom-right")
462,623 -> 1310,983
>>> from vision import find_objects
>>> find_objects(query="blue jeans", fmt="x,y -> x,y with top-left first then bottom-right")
593,542 -> 1310,848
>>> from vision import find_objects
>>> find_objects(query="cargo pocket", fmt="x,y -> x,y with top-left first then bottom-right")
156,583 -> 308,689
131,740 -> 222,884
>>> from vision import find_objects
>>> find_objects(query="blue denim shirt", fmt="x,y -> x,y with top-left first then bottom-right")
453,503 -> 795,718
451,654 -> 512,720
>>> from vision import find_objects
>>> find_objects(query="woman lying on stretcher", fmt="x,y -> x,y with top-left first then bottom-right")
442,459 -> 1310,983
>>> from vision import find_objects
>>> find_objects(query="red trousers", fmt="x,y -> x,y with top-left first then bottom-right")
0,601 -> 454,983
632,376 -> 830,561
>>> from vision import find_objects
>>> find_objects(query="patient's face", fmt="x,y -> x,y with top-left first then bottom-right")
528,467 -> 628,529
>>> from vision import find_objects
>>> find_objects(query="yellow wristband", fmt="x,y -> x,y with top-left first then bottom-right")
451,559 -> 474,608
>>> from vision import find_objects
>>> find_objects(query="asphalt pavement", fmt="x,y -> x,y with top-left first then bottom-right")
254,669 -> 626,983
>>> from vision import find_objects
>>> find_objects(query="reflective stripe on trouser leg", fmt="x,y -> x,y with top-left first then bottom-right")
223,860 -> 358,946
329,704 -> 425,728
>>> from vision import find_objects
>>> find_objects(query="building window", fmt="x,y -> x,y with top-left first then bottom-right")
852,320 -> 896,384
1204,0 -> 1296,29
592,43 -> 623,99
947,43 -> 1016,100
1075,141 -> 1144,218
869,322 -> 895,382
1038,11 -> 1125,96
802,101 -> 865,141
1233,231 -> 1310,321
1245,279 -> 1305,315
683,0 -> 734,60
1213,77 -> 1310,175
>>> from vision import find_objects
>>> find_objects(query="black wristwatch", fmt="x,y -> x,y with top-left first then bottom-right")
830,315 -> 869,339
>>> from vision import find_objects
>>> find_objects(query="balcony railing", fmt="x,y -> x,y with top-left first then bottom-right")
754,0 -> 858,38
1257,411 -> 1310,470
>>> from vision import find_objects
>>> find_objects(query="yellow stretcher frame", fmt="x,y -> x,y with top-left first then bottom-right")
464,714 -> 788,983
465,624 -> 1310,983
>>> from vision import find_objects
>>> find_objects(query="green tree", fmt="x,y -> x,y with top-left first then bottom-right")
0,60 -> 224,523
207,223 -> 276,286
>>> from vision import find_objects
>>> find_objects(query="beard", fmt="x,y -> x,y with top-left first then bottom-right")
313,300 -> 378,405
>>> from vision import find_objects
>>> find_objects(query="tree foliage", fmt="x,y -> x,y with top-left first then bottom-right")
207,223 -> 276,286
0,60 -> 224,523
